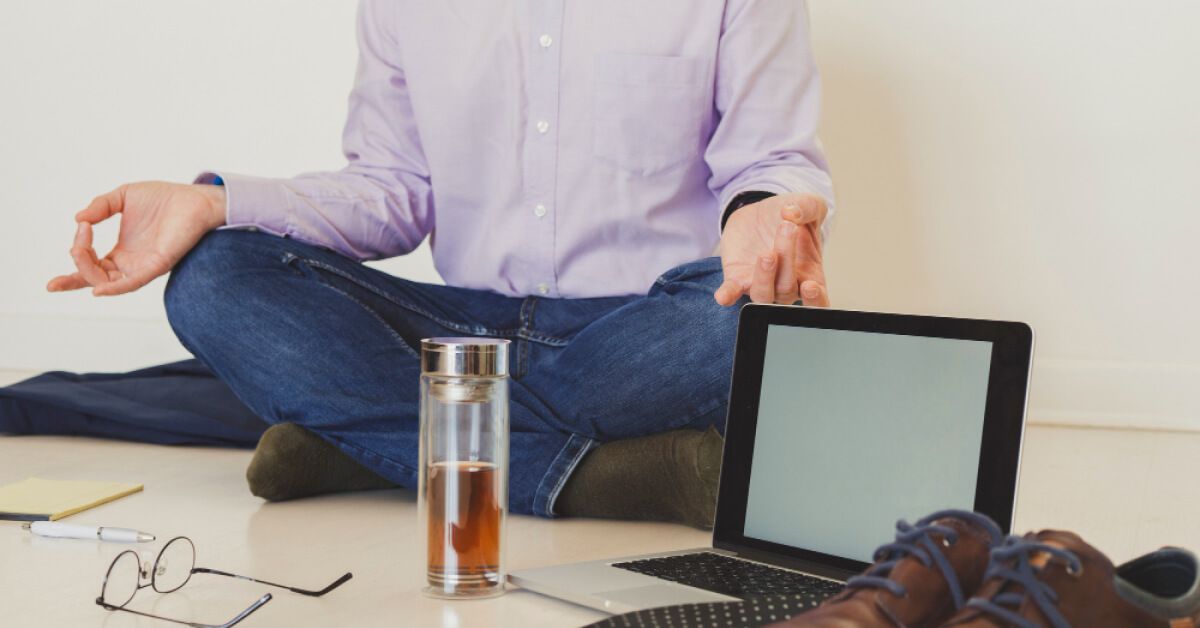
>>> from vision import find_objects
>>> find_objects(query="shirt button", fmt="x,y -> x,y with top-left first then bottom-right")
536,120 -> 550,134
539,34 -> 553,48
534,203 -> 548,218
536,283 -> 550,296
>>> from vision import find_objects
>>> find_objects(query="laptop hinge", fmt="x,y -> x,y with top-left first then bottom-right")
715,542 -> 860,582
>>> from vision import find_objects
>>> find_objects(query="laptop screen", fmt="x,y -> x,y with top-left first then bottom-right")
741,324 -> 994,563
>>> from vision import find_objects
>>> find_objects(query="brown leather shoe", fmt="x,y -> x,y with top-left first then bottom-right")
770,510 -> 1003,628
944,530 -> 1200,627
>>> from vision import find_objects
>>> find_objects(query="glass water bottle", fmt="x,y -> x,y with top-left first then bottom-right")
418,337 -> 510,599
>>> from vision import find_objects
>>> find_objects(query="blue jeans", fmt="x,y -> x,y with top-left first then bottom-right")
160,230 -> 738,517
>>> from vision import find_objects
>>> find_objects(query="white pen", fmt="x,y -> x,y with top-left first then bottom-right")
21,521 -> 155,543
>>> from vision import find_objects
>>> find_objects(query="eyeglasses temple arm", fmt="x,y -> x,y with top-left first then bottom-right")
192,567 -> 354,597
215,593 -> 272,628
95,593 -> 271,628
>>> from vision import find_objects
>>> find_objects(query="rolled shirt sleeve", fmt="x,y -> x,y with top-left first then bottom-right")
705,0 -> 836,241
199,0 -> 434,261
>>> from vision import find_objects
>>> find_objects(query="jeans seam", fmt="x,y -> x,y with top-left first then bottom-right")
518,296 -> 569,347
516,338 -> 528,380
518,297 -> 532,330
298,257 -> 501,337
518,299 -> 530,378
305,269 -> 421,360
518,298 -> 539,377
535,433 -> 597,517
298,257 -> 573,346
578,390 -> 728,441
516,330 -> 569,347
328,433 -> 416,476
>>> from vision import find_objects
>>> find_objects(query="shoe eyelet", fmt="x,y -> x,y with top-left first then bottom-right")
941,537 -> 954,548
1067,564 -> 1083,578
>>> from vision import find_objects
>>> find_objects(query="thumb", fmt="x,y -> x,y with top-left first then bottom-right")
92,254 -> 171,297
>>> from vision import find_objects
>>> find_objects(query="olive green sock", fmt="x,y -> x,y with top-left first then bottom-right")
245,423 -> 397,501
555,426 -> 724,529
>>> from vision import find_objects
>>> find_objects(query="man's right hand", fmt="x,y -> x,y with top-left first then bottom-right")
47,182 -> 227,296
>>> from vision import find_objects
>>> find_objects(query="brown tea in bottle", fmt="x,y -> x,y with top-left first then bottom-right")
426,461 -> 502,593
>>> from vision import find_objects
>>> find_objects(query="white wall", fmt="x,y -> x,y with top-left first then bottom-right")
2,1 -> 1197,430
810,1 -> 1200,430
0,1 -> 437,374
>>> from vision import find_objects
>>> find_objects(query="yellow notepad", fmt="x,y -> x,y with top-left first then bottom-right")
0,477 -> 144,521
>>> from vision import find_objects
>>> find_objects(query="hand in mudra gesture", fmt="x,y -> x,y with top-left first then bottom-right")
47,182 -> 227,296
714,193 -> 830,307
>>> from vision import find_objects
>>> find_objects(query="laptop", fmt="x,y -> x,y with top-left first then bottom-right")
510,304 -> 1034,615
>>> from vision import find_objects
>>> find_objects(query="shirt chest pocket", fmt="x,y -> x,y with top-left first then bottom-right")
592,53 -> 707,176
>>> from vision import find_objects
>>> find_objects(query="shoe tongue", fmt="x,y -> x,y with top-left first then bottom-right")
961,532 -> 1075,618
928,515 -> 997,552
1033,530 -> 1099,559
1027,532 -> 1074,570
933,516 -> 980,536
1033,529 -> 1082,545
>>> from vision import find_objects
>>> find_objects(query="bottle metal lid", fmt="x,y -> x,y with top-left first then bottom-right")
421,338 -> 510,377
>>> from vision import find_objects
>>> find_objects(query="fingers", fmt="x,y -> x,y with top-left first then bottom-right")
773,222 -> 799,304
98,257 -> 122,278
780,195 -> 828,228
747,252 -> 777,303
792,217 -> 830,308
51,264 -> 172,296
798,221 -> 824,261
53,186 -> 150,296
92,269 -> 157,297
47,273 -> 89,292
715,192 -> 830,307
69,222 -> 110,287
50,189 -> 123,294
714,278 -> 747,306
800,280 -> 831,308
76,188 -> 124,224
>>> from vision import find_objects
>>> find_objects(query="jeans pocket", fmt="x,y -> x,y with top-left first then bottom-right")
592,53 -> 706,176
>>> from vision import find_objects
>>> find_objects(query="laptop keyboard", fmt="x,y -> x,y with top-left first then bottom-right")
612,552 -> 844,600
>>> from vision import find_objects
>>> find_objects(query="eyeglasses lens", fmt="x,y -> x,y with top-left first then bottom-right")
152,537 -> 196,593
101,552 -> 141,608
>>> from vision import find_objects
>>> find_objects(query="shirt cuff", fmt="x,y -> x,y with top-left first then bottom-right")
194,171 -> 291,237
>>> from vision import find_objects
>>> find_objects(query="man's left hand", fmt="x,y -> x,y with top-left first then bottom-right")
714,193 -> 830,307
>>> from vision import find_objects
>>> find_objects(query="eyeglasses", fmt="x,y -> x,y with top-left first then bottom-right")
96,536 -> 353,628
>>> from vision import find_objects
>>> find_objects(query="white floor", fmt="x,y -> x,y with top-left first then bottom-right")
3,368 -> 1200,627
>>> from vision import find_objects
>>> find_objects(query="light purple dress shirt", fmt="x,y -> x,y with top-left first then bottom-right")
200,0 -> 833,299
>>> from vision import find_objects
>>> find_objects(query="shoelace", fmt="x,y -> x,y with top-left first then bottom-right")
845,509 -> 1002,609
964,535 -> 1083,628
